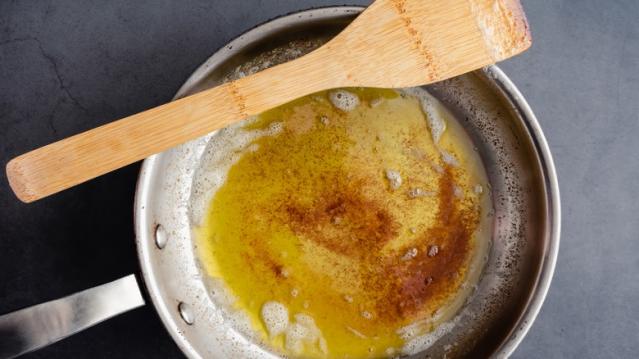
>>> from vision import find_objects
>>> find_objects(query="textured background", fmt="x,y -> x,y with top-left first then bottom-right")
1,0 -> 638,358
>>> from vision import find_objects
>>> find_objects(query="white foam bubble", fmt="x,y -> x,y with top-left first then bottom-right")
386,347 -> 396,356
246,143 -> 259,153
401,88 -> 447,144
385,169 -> 402,190
284,323 -> 307,354
261,301 -> 289,337
401,247 -> 418,261
401,320 -> 457,355
284,313 -> 325,355
453,185 -> 464,199
407,187 -> 434,198
200,277 -> 259,343
319,337 -> 328,354
265,121 -> 283,135
294,314 -> 320,336
428,245 -> 439,257
328,89 -> 360,111
440,149 -> 459,167
424,103 -> 446,143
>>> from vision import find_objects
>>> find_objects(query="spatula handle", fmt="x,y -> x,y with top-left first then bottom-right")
6,53 -> 335,203
6,82 -> 240,202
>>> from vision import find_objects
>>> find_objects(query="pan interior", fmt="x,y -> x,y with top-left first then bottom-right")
135,7 -> 554,359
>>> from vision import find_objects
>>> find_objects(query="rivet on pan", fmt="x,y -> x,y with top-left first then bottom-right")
178,302 -> 194,325
155,224 -> 168,249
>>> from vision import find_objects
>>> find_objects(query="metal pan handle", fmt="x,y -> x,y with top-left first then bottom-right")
0,274 -> 145,358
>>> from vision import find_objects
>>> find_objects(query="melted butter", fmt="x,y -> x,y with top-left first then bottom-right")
196,88 -> 490,358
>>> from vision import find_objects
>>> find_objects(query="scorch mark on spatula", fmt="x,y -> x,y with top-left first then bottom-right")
227,82 -> 248,117
390,0 -> 439,81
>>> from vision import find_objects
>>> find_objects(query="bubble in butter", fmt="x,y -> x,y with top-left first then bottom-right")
195,87 -> 492,358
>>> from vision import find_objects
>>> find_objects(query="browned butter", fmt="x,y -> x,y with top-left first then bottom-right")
196,87 -> 491,358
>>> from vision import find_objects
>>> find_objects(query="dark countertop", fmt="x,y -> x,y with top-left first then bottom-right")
1,0 -> 637,358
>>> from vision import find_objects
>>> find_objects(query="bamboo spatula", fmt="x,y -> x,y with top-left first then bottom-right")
6,0 -> 531,203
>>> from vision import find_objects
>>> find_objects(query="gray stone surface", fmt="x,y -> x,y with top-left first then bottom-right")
0,0 -> 637,358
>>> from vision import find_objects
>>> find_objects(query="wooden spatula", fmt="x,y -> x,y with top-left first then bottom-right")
6,0 -> 531,203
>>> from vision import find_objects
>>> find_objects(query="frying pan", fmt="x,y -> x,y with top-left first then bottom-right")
0,6 -> 560,358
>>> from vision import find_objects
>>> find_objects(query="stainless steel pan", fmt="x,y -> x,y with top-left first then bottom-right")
0,6 -> 560,359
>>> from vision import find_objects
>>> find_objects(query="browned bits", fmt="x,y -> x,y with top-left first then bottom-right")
253,147 -> 477,328
368,167 -> 478,321
280,163 -> 479,324
284,179 -> 398,259
273,150 -> 478,326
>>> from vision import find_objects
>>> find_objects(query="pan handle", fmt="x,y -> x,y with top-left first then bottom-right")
0,274 -> 145,358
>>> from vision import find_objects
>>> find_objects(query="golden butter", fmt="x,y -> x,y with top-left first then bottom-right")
196,88 -> 490,358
